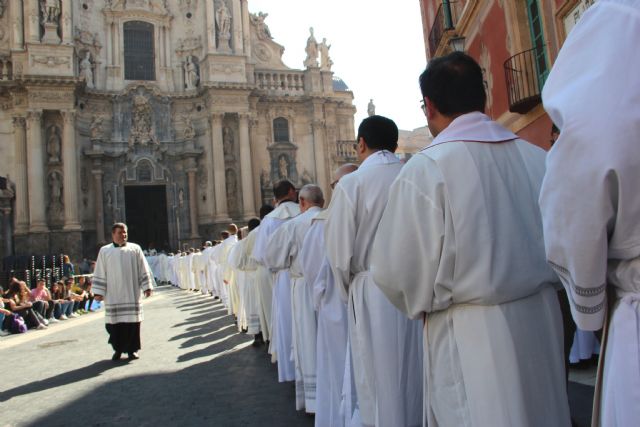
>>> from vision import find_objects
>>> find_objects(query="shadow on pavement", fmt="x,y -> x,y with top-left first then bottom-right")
0,360 -> 123,403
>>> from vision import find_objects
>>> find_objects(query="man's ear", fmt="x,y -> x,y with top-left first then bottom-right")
425,97 -> 438,120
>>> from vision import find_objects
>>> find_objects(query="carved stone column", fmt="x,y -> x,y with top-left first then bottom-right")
93,168 -> 105,245
209,113 -> 229,220
12,116 -> 29,234
206,0 -> 216,53
61,0 -> 73,44
61,110 -> 81,230
26,110 -> 48,232
238,114 -> 255,219
26,0 -> 40,43
11,0 -> 25,49
106,20 -> 112,66
187,166 -> 199,238
240,0 -> 250,57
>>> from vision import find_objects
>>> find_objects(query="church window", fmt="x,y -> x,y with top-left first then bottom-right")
273,117 -> 289,142
124,21 -> 156,81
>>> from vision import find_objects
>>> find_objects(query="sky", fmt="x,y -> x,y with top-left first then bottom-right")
249,0 -> 428,132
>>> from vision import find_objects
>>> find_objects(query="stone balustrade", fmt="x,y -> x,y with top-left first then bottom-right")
255,70 -> 305,95
0,57 -> 13,81
335,140 -> 357,162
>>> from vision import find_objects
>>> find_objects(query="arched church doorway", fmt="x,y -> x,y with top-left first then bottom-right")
124,185 -> 169,252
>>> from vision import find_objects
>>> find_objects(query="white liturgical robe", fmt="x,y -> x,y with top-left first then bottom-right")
540,1 -> 640,425
325,150 -> 423,427
300,209 -> 351,427
266,206 -> 322,412
93,242 -> 154,324
234,229 -> 261,335
371,112 -> 571,427
253,201 -> 300,382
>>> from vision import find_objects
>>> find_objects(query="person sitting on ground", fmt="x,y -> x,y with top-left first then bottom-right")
30,279 -> 58,323
51,281 -> 73,320
4,279 -> 48,330
1,287 -> 13,336
64,278 -> 84,317
82,276 -> 96,312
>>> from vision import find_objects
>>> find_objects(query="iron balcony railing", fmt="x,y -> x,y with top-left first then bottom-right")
504,46 -> 548,114
428,1 -> 458,57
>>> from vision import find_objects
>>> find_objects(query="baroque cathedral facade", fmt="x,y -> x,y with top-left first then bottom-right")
0,0 -> 357,260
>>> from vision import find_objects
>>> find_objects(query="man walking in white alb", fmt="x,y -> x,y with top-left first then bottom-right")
540,1 -> 640,425
325,115 -> 423,427
371,52 -> 570,427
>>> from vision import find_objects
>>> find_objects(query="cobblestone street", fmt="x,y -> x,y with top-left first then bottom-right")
0,286 -> 313,427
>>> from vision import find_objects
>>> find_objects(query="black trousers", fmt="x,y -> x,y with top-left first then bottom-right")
105,322 -> 141,354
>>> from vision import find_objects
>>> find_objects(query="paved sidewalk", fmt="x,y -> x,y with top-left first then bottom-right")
0,286 -> 314,427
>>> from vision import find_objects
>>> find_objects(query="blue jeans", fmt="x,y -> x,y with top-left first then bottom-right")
55,301 -> 74,318
0,312 -> 5,330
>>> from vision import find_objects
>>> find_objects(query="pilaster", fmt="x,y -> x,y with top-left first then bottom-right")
209,113 -> 229,221
61,110 -> 81,230
12,116 -> 29,234
238,113 -> 255,219
25,110 -> 48,233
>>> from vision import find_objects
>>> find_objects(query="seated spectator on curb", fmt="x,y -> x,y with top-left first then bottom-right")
4,279 -> 48,330
82,277 -> 95,312
1,288 -> 12,336
30,279 -> 57,323
51,281 -> 73,320
65,278 -> 84,317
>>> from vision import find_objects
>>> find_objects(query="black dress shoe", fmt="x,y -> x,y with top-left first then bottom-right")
128,352 -> 140,360
112,352 -> 122,361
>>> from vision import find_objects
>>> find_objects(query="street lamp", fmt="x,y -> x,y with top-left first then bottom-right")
449,36 -> 466,53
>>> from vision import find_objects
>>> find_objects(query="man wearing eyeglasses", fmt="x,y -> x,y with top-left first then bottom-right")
371,52 -> 570,426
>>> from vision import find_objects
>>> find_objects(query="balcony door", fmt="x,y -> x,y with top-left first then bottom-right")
526,0 -> 549,89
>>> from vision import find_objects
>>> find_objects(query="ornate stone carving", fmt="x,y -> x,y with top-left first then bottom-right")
182,115 -> 195,140
223,125 -> 234,159
225,168 -> 238,213
300,169 -> 314,186
176,36 -> 203,58
80,168 -> 89,193
46,125 -> 62,163
183,55 -> 199,90
216,1 -> 231,51
179,0 -> 198,13
47,170 -> 63,216
304,27 -> 318,68
90,115 -> 104,140
74,28 -> 103,58
41,0 -> 61,24
0,0 -> 6,19
250,12 -> 272,40
260,168 -> 271,190
32,55 -> 70,68
129,93 -> 156,146
79,52 -> 94,88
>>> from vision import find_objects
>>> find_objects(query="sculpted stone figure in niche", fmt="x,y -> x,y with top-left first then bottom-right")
129,94 -> 155,146
41,0 -> 61,24
216,1 -> 231,45
304,27 -> 318,68
184,56 -> 199,90
250,12 -> 272,40
278,154 -> 289,180
48,171 -> 63,212
223,126 -> 234,155
183,115 -> 195,140
80,52 -> 94,89
90,115 -> 104,140
367,99 -> 375,116
319,38 -> 333,71
46,125 -> 61,163
260,169 -> 271,189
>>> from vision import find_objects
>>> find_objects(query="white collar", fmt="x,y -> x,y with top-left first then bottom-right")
359,150 -> 400,170
423,112 -> 517,151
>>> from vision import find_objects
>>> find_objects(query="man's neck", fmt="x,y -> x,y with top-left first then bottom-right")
276,198 -> 295,206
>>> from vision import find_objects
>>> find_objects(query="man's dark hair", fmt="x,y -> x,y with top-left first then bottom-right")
273,180 -> 295,201
112,222 -> 127,232
248,218 -> 260,231
220,231 -> 230,239
259,204 -> 274,219
419,52 -> 486,116
357,115 -> 398,153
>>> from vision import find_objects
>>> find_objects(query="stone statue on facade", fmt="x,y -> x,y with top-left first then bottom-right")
260,169 -> 271,189
300,169 -> 313,186
319,38 -> 333,71
46,125 -> 61,163
278,154 -> 289,179
223,126 -> 234,155
90,115 -> 104,140
48,171 -> 63,213
303,27 -> 319,68
183,56 -> 199,90
250,12 -> 272,40
216,1 -> 231,50
41,0 -> 61,24
183,115 -> 195,140
129,94 -> 155,146
367,99 -> 376,116
79,52 -> 94,89
0,0 -> 6,19
225,169 -> 238,212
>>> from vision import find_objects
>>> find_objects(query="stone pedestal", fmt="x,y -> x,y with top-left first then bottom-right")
42,22 -> 61,44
